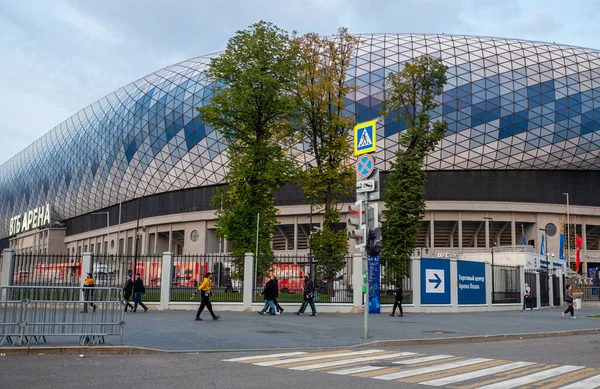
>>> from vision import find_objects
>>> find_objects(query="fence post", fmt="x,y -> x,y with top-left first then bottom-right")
81,252 -> 93,303
450,259 -> 458,312
1,249 -> 15,300
242,253 -> 254,311
160,252 -> 173,310
486,262 -> 492,308
548,271 -> 554,307
412,258 -> 421,312
352,253 -> 363,313
519,265 -> 525,307
558,268 -> 564,304
535,271 -> 541,309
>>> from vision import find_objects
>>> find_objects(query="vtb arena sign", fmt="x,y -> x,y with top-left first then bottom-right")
9,204 -> 51,235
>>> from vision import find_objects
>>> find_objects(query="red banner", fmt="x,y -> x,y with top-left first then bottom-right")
576,235 -> 583,273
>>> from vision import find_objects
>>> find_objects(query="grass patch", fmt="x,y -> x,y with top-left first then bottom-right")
587,314 -> 600,318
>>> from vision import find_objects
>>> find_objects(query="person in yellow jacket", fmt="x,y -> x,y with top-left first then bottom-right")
192,272 -> 220,321
81,272 -> 97,313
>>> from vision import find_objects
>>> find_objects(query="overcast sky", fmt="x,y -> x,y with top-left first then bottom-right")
1,0 -> 599,164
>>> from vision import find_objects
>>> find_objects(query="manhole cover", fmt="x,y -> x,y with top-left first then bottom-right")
256,330 -> 289,335
422,330 -> 455,334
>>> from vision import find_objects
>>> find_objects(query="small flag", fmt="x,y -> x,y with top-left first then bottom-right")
540,234 -> 545,256
521,228 -> 526,246
559,234 -> 565,260
576,235 -> 582,273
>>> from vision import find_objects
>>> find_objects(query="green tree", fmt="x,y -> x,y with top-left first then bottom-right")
291,28 -> 359,294
381,56 -> 448,280
197,21 -> 299,274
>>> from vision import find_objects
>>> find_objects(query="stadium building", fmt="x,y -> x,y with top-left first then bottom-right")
2,34 -> 600,277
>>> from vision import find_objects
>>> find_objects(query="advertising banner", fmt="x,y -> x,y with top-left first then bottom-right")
368,255 -> 381,313
457,260 -> 486,305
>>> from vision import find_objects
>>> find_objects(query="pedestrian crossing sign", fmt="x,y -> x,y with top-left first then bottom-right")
354,119 -> 377,156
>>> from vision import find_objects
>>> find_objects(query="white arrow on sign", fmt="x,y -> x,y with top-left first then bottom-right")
356,180 -> 375,193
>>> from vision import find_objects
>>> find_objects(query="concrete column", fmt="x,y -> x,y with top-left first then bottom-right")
430,213 -> 435,252
81,252 -> 93,303
548,271 -> 554,307
511,213 -> 516,247
159,252 -> 173,310
458,213 -> 463,253
535,271 -> 541,309
450,259 -> 458,312
352,254 -> 364,313
242,253 -> 254,311
486,261 -> 492,307
519,265 -> 525,307
1,249 -> 15,300
293,216 -> 298,252
411,258 -> 421,311
582,217 -> 587,274
485,217 -> 490,250
558,268 -> 564,303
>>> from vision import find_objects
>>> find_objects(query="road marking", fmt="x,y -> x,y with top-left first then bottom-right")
329,365 -> 387,375
393,355 -> 455,365
253,349 -> 384,367
419,361 -> 537,386
373,358 -> 492,380
223,351 -> 307,362
290,352 -> 417,371
557,374 -> 600,389
476,365 -> 586,389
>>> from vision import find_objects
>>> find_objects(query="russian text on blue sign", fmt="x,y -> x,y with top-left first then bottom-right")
457,260 -> 486,305
368,255 -> 381,314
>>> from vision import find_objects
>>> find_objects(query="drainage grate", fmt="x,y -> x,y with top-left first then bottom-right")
256,330 -> 289,335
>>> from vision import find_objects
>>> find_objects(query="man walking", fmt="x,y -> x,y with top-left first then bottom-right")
193,272 -> 220,321
123,273 -> 134,312
389,284 -> 404,317
132,273 -> 148,313
522,282 -> 533,311
257,275 -> 277,315
81,272 -> 97,313
295,275 -> 317,316
562,284 -> 577,319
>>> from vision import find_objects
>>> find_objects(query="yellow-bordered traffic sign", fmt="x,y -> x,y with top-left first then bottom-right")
353,119 -> 377,156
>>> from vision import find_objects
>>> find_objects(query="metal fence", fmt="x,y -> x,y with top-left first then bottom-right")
93,255 -> 163,302
0,286 -> 124,346
171,254 -> 243,302
13,254 -> 83,287
525,269 -> 538,308
380,258 -> 413,305
491,264 -> 520,304
579,286 -> 600,301
253,255 -> 353,304
552,274 -> 561,306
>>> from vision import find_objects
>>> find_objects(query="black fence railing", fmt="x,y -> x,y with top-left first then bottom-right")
552,274 -> 561,306
13,254 -> 83,287
252,255 -> 353,304
525,269 -> 538,307
170,254 -> 243,303
380,259 -> 413,305
492,264 -> 520,304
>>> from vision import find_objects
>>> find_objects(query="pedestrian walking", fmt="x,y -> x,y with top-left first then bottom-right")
267,275 -> 284,314
295,275 -> 317,316
257,274 -> 277,315
132,273 -> 148,313
522,282 -> 533,311
123,273 -> 134,312
81,272 -> 97,313
562,284 -> 577,319
193,272 -> 220,321
389,284 -> 404,317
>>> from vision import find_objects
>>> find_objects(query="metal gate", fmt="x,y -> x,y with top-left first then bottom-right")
525,270 -> 537,308
552,274 -> 561,306
539,270 -> 550,307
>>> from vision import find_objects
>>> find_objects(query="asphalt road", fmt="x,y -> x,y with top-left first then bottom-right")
1,336 -> 599,389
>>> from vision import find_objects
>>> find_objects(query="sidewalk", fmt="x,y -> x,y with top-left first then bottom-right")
9,306 -> 599,351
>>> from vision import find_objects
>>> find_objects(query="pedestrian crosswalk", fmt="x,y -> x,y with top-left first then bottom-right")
223,349 -> 600,388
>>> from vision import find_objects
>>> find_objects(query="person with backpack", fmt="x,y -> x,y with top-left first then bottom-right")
257,275 -> 277,316
81,272 -> 97,313
389,284 -> 404,317
132,273 -> 148,313
562,284 -> 577,319
122,273 -> 134,312
295,275 -> 317,316
192,272 -> 220,321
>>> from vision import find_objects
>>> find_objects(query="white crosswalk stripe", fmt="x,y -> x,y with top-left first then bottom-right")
253,349 -> 384,367
223,351 -> 307,362
290,352 -> 416,371
419,361 -> 537,386
557,374 -> 600,389
329,365 -> 387,375
476,365 -> 586,389
393,355 -> 454,365
373,358 -> 492,380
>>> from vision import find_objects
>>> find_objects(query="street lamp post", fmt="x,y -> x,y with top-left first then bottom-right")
562,193 -> 570,271
484,217 -> 494,301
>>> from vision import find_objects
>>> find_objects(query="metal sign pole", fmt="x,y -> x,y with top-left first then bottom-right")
363,198 -> 369,339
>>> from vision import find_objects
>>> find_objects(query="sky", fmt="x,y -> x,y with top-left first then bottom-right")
1,0 -> 599,164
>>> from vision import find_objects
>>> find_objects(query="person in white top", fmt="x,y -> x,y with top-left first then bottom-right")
522,282 -> 533,311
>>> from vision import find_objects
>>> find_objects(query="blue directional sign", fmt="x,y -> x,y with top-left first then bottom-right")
457,260 -> 486,305
420,258 -> 451,305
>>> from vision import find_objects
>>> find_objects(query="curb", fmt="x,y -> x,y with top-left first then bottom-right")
2,328 -> 599,355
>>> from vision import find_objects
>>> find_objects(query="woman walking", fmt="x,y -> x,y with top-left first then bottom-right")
81,272 -> 97,313
295,275 -> 317,316
257,275 -> 277,315
122,273 -> 134,312
193,272 -> 220,321
562,284 -> 577,319
389,284 -> 404,317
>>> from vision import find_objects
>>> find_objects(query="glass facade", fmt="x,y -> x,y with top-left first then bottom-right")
1,34 -> 600,239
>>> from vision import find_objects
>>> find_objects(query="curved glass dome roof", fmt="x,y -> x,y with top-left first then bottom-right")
2,33 -> 600,238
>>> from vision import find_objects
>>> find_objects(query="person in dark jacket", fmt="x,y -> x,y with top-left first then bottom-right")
295,275 -> 317,316
267,275 -> 284,314
389,284 -> 404,317
257,275 -> 277,315
81,272 -> 97,313
123,273 -> 134,312
132,273 -> 148,312
562,284 -> 576,319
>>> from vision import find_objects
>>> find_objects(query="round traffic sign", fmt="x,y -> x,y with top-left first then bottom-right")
356,154 -> 375,179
